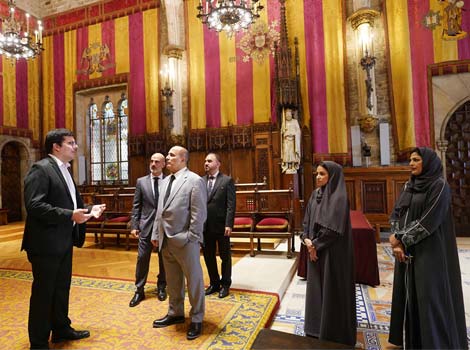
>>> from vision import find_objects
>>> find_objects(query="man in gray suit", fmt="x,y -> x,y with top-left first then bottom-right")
129,153 -> 167,307
151,146 -> 207,340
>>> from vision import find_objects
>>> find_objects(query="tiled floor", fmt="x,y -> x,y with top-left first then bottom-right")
271,239 -> 470,349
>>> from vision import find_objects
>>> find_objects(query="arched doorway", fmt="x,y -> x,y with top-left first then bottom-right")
444,101 -> 470,237
1,142 -> 22,222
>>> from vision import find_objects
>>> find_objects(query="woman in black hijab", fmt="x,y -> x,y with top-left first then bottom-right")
301,161 -> 356,346
388,147 -> 467,349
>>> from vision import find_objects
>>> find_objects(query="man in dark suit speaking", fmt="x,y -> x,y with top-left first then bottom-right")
22,129 -> 106,349
202,152 -> 236,298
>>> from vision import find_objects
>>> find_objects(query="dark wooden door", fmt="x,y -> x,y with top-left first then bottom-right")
1,142 -> 22,222
445,101 -> 470,236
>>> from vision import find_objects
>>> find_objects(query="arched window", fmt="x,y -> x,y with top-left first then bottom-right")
89,93 -> 129,184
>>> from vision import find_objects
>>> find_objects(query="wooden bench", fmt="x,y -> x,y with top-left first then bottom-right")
232,187 -> 294,258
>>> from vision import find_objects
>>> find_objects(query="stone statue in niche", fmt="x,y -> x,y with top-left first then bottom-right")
281,108 -> 301,174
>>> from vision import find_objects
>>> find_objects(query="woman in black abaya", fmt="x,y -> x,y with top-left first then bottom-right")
301,161 -> 356,346
389,147 -> 467,349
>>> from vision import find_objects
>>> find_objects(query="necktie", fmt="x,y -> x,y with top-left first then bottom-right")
163,175 -> 175,205
153,177 -> 159,208
208,175 -> 215,194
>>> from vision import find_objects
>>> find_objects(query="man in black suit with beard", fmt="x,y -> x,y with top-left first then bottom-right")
22,128 -> 106,349
202,152 -> 236,298
129,152 -> 167,307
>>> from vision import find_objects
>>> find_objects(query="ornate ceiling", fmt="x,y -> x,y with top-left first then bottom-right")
15,0 -> 99,19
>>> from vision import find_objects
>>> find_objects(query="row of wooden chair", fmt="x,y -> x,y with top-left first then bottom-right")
81,191 -> 134,250
232,188 -> 295,258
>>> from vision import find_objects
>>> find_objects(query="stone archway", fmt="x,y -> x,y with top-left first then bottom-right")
431,68 -> 470,236
442,102 -> 470,236
0,136 -> 35,222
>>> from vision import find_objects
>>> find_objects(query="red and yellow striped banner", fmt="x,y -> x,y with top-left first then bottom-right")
386,0 -> 470,151
41,8 -> 160,138
187,0 -> 348,154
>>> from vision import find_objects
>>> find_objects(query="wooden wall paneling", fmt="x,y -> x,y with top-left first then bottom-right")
345,180 -> 356,210
343,166 -> 409,230
254,132 -> 273,187
361,181 -> 387,213
188,151 -> 206,177
231,149 -> 254,183
128,155 -> 146,186
271,130 -> 282,189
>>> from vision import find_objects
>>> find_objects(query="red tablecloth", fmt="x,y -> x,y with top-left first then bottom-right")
350,210 -> 380,286
297,211 -> 380,287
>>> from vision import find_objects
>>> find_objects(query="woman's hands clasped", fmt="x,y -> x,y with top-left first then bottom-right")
304,238 -> 318,262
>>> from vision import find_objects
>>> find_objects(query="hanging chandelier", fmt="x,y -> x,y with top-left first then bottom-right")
197,0 -> 264,37
0,0 -> 43,60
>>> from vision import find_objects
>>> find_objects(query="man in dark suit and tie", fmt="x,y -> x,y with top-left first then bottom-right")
129,152 -> 167,307
202,152 -> 236,298
151,145 -> 207,340
22,129 -> 106,349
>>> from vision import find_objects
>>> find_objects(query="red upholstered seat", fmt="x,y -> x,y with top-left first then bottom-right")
106,215 -> 130,223
255,217 -> 288,232
233,216 -> 253,230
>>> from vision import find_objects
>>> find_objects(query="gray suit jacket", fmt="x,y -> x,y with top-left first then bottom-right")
152,168 -> 207,249
130,174 -> 162,238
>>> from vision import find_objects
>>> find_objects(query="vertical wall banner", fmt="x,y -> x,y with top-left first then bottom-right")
3,57 -> 16,128
203,26 -> 221,128
27,59 -> 40,140
101,20 -> 116,77
142,8 -> 159,133
64,30 -> 77,131
114,17 -> 130,74
128,12 -> 147,135
15,60 -> 28,129
42,37 -> 56,136
53,33 -> 66,129
76,27 -> 89,82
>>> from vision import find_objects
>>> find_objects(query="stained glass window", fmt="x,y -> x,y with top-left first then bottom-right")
89,93 -> 129,184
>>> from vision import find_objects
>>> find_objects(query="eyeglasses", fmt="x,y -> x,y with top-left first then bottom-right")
64,141 -> 78,147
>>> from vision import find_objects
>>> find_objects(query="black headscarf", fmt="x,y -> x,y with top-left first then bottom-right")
310,161 -> 350,235
391,147 -> 443,219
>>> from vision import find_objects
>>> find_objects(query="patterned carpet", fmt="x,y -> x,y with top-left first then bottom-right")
0,269 -> 279,350
271,243 -> 470,349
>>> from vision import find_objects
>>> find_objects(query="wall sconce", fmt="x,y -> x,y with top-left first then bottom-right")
349,6 -> 380,133
160,63 -> 175,130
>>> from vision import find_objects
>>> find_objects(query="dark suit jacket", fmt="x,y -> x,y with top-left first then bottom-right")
204,173 -> 236,235
130,174 -> 163,238
21,156 -> 86,255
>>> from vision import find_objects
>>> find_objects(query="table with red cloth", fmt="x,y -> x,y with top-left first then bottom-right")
297,210 -> 380,287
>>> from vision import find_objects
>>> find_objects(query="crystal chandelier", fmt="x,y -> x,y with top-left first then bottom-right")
0,0 -> 43,60
197,0 -> 264,37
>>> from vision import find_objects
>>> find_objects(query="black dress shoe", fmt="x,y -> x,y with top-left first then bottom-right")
186,322 -> 202,340
157,288 -> 167,301
129,292 -> 145,307
51,328 -> 90,343
152,314 -> 185,328
218,286 -> 229,298
204,285 -> 220,295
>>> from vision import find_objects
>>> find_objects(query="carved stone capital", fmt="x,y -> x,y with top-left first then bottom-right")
436,139 -> 449,152
348,8 -> 380,30
163,45 -> 185,59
